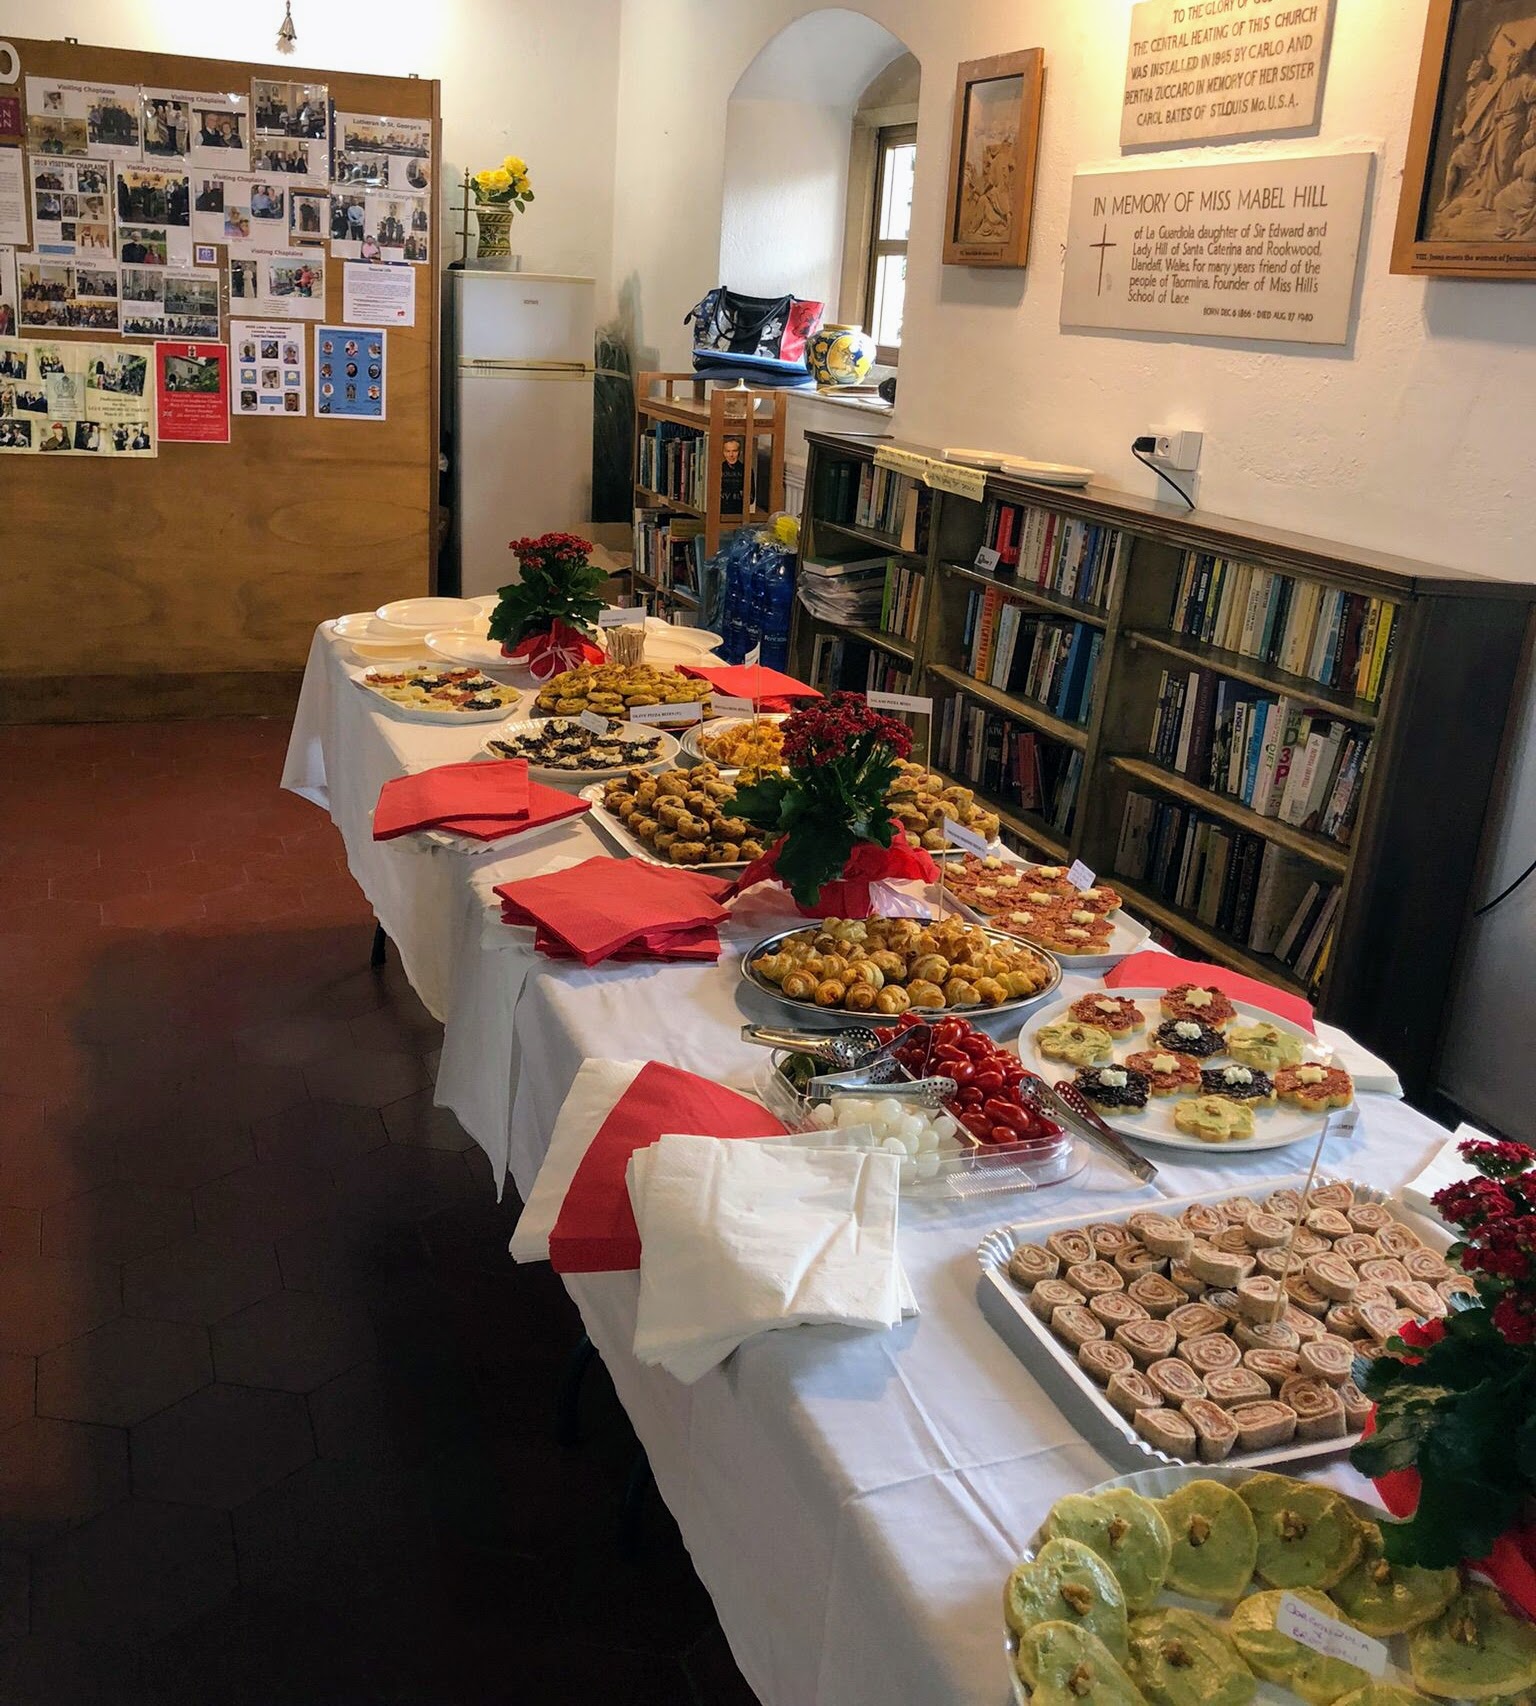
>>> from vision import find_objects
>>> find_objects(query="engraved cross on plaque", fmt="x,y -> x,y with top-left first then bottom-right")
1091,223 -> 1117,296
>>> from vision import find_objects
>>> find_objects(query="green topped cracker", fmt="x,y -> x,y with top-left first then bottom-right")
1238,1472 -> 1363,1591
1156,1480 -> 1258,1603
1329,1522 -> 1460,1636
1127,1607 -> 1256,1706
1047,1489 -> 1173,1612
1015,1619 -> 1151,1706
1005,1537 -> 1130,1661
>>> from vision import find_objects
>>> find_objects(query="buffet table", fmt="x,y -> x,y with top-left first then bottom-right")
284,622 -> 1452,1706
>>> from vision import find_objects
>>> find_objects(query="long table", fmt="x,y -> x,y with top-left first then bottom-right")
284,624 -> 1451,1706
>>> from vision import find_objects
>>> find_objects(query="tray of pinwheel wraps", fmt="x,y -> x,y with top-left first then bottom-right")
977,1177 -> 1465,1474
1004,1463 -> 1536,1706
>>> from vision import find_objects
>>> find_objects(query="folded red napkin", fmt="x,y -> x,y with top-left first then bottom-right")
549,1061 -> 786,1272
529,920 -> 722,963
373,759 -> 530,840
1103,950 -> 1314,1032
425,779 -> 591,843
678,663 -> 821,713
493,856 -> 731,964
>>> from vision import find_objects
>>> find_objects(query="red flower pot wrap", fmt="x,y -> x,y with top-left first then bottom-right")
502,617 -> 604,680
731,827 -> 939,918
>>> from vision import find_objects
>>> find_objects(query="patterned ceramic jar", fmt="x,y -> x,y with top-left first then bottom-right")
805,322 -> 876,387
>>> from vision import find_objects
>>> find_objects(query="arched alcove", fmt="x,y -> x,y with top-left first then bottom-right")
719,10 -> 916,333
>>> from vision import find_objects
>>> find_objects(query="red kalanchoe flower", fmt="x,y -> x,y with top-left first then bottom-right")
1493,1292 -> 1536,1345
1434,1176 -> 1517,1230
1460,1138 -> 1536,1180
779,692 -> 913,769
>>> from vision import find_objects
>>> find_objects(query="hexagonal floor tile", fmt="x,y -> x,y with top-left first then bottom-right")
0,1416 -> 129,1549
122,1235 -> 281,1327
0,1548 -> 26,1641
113,1116 -> 255,1192
379,1090 -> 475,1152
0,1354 -> 34,1433
192,1161 -> 339,1246
38,1316 -> 212,1428
0,1258 -> 121,1358
0,1207 -> 42,1268
41,1181 -> 193,1265
131,1384 -> 313,1509
175,1061 -> 308,1125
250,1099 -> 388,1171
211,1292 -> 375,1393
30,1497 -> 237,1644
234,1013 -> 359,1068
302,1048 -> 430,1110
330,1146 -> 476,1221
0,1124 -> 115,1212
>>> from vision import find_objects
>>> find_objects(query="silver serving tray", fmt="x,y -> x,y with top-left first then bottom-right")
976,1175 -> 1451,1474
741,923 -> 1063,1024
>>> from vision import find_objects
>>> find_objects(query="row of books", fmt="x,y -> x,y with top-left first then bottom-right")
976,501 -> 1126,611
637,420 -> 708,510
633,509 -> 706,598
879,560 -> 924,643
862,652 -> 912,698
806,630 -> 912,699
937,699 -> 1084,834
812,459 -> 930,553
1169,552 -> 1397,703
963,588 -> 1102,725
1147,670 -> 1371,844
1116,792 -> 1340,984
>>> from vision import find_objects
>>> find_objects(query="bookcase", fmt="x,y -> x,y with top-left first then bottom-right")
630,372 -> 787,620
793,429 -> 1536,1100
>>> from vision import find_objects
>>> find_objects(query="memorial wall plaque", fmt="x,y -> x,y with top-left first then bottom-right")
1060,151 -> 1371,346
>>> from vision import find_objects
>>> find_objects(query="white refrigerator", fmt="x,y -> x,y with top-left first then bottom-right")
451,271 -> 595,597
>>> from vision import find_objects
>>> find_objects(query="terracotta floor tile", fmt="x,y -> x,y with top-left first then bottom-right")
0,1259 -> 122,1357
99,893 -> 208,932
0,1417 -> 129,1549
113,1115 -> 255,1192
379,1089 -> 476,1152
303,1046 -> 430,1109
233,1013 -> 357,1068
211,1291 -> 375,1393
0,1353 -> 36,1432
192,1160 -> 339,1246
250,1099 -> 387,1171
131,1383 -> 314,1511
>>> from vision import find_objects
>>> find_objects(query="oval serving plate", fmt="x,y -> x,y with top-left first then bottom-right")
480,718 -> 679,786
741,923 -> 1062,1026
679,713 -> 789,768
355,666 -> 526,724
577,782 -> 755,872
1018,987 -> 1342,1155
423,629 -> 509,671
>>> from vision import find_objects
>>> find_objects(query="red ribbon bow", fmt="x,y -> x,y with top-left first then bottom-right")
503,618 -> 604,680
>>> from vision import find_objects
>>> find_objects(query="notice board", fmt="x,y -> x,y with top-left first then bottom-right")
0,37 -> 441,720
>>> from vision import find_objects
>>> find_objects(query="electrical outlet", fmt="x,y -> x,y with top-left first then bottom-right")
1149,429 -> 1203,472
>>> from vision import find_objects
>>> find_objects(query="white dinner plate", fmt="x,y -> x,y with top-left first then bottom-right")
1001,458 -> 1095,487
376,596 -> 480,631
329,613 -> 428,660
480,718 -> 680,786
1019,987 -> 1344,1154
638,620 -> 724,666
942,446 -> 1011,469
423,629 -> 506,670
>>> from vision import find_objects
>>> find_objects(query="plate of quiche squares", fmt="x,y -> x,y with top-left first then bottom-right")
943,853 -> 1151,970
1020,983 -> 1354,1153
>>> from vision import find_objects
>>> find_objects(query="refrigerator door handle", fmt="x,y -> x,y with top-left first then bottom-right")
457,358 -> 594,375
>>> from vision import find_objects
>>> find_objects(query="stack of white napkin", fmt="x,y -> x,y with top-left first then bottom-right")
1402,1121 -> 1495,1221
627,1132 -> 916,1384
1314,1021 -> 1403,1097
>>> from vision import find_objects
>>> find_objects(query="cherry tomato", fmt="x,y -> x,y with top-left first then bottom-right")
970,1068 -> 1004,1094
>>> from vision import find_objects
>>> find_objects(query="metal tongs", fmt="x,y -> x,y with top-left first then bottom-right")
1019,1072 -> 1159,1185
739,1022 -> 906,1073
805,1073 -> 958,1108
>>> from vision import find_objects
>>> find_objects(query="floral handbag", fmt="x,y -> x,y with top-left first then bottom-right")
684,287 -> 823,365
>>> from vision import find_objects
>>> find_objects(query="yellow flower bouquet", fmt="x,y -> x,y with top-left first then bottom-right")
472,154 -> 535,211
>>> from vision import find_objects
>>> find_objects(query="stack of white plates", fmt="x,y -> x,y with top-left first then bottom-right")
376,597 -> 482,632
423,629 -> 512,671
330,613 -> 432,661
637,619 -> 724,667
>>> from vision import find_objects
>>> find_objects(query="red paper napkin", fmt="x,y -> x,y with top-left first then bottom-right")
373,759 -> 530,840
549,1061 -> 786,1272
425,779 -> 591,843
678,663 -> 821,713
493,855 -> 731,964
530,920 -> 722,963
1102,950 -> 1314,1032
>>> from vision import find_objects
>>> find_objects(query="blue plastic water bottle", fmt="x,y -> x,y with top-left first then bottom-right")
721,543 -> 751,663
760,550 -> 796,671
741,543 -> 767,662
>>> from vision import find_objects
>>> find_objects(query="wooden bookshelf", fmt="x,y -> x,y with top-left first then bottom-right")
792,429 -> 1536,1102
630,372 -> 787,617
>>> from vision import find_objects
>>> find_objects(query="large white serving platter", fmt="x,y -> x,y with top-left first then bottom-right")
354,667 -> 528,725
1001,458 -> 1095,487
948,850 -> 1151,972
977,1176 -> 1449,1481
1019,988 -> 1343,1155
422,629 -> 509,670
578,782 -> 755,872
480,718 -> 679,786
1004,1462 -> 1403,1706
376,596 -> 480,631
329,613 -> 428,660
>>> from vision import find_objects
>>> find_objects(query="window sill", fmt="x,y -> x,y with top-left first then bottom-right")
789,390 -> 893,415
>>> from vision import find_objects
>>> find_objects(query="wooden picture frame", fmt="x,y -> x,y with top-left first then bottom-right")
942,49 -> 1045,269
1393,0 -> 1536,277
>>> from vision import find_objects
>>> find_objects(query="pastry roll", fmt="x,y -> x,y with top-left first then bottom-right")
1181,1397 -> 1239,1463
1177,1333 -> 1242,1376
1146,1357 -> 1207,1404
1135,1405 -> 1198,1458
1114,1319 -> 1179,1366
1202,1367 -> 1273,1408
1229,1400 -> 1298,1451
1105,1369 -> 1163,1419
1167,1301 -> 1227,1340
1027,1277 -> 1085,1322
1078,1339 -> 1137,1387
1006,1244 -> 1059,1289
1089,1291 -> 1150,1329
1126,1273 -> 1185,1318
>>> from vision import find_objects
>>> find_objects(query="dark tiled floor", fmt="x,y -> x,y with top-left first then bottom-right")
0,718 -> 757,1706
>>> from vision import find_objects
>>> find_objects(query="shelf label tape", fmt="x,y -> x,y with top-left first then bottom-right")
873,446 -> 930,479
923,460 -> 988,502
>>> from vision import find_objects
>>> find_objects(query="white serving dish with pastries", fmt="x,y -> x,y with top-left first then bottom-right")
480,717 -> 679,786
354,665 -> 527,724
977,1176 -> 1455,1479
944,849 -> 1150,970
1020,988 -> 1346,1155
679,713 -> 789,770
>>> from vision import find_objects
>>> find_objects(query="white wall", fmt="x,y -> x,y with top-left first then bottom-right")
613,0 -> 1536,1127
719,99 -> 851,307
0,0 -> 620,288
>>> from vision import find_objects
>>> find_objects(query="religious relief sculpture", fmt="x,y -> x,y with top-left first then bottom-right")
1425,15 -> 1536,241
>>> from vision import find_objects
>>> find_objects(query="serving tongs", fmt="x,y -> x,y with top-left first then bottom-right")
805,1073 -> 958,1108
1019,1072 -> 1159,1185
739,1022 -> 906,1073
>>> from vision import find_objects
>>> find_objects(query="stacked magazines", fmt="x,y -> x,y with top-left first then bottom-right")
796,554 -> 890,626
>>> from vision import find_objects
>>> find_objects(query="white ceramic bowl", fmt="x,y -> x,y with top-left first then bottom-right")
376,596 -> 480,632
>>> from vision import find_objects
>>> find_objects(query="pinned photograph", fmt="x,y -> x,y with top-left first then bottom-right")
122,267 -> 164,306
248,181 -> 286,224
192,103 -> 247,158
194,177 -> 225,215
289,191 -> 328,245
26,114 -> 88,156
87,347 -> 148,397
117,167 -> 190,228
74,264 -> 119,301
251,79 -> 329,176
118,227 -> 170,266
141,92 -> 192,159
231,317 -> 306,416
163,273 -> 220,338
230,258 -> 260,301
266,254 -> 322,304
0,418 -> 34,450
194,243 -> 218,266
329,191 -> 368,256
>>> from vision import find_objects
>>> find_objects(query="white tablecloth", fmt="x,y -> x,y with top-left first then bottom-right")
284,623 -> 1453,1706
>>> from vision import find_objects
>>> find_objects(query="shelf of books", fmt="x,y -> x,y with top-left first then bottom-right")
792,430 -> 1536,1099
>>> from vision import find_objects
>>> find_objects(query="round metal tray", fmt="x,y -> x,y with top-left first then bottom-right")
741,922 -> 1063,1024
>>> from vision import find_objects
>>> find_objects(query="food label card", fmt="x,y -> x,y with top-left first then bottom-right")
942,816 -> 991,857
629,701 -> 700,727
1275,1594 -> 1387,1676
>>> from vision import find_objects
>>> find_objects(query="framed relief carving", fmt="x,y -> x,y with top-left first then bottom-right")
942,49 -> 1045,268
1394,0 -> 1536,276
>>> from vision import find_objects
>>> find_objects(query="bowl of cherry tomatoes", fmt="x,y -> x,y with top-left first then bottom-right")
889,1013 -> 1071,1156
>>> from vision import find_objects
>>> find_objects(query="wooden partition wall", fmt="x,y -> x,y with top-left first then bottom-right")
0,37 -> 441,720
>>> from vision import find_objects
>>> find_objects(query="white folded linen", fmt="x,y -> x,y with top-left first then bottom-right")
1315,1020 -> 1404,1098
1401,1120 -> 1490,1221
628,1132 -> 914,1384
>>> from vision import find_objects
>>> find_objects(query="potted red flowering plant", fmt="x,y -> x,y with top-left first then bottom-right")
728,692 -> 937,912
488,532 -> 606,678
1352,1137 -> 1536,1582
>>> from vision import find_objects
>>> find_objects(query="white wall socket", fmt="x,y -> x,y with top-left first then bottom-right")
1150,429 -> 1203,472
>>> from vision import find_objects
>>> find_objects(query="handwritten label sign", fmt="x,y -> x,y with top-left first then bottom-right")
1067,860 -> 1098,891
598,605 -> 646,627
1275,1594 -> 1387,1676
866,691 -> 933,717
577,709 -> 610,735
1061,152 -> 1372,347
975,545 -> 1002,572
743,643 -> 762,667
873,445 -> 931,479
710,694 -> 757,718
628,701 -> 701,727
942,816 -> 991,857
922,459 -> 988,502
1121,0 -> 1335,149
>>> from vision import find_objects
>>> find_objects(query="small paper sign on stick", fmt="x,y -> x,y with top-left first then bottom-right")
598,606 -> 646,627
942,816 -> 990,858
628,701 -> 701,727
1275,1594 -> 1387,1676
1066,859 -> 1097,891
711,694 -> 756,719
577,709 -> 610,735
866,691 -> 933,716
744,643 -> 761,667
